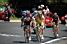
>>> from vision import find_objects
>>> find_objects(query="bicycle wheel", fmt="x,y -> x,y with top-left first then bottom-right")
37,33 -> 41,42
53,25 -> 59,38
25,29 -> 29,43
36,27 -> 41,42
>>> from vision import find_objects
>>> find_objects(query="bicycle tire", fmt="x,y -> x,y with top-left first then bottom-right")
53,24 -> 59,38
36,27 -> 41,42
37,34 -> 41,42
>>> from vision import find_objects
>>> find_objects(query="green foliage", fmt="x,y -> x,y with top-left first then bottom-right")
0,0 -> 8,2
10,14 -> 21,20
0,0 -> 8,5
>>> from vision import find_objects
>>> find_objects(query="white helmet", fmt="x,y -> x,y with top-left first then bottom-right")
38,6 -> 41,9
26,10 -> 30,14
41,4 -> 44,8
34,10 -> 38,13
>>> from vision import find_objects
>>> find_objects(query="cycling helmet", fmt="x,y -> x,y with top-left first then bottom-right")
26,10 -> 30,14
26,10 -> 32,17
41,4 -> 44,8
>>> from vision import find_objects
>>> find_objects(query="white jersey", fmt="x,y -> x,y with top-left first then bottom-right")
43,9 -> 46,15
43,8 -> 50,15
46,8 -> 50,13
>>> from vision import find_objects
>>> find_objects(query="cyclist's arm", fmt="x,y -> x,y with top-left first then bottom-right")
57,16 -> 60,24
30,21 -> 32,27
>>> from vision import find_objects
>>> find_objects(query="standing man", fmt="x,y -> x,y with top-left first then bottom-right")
5,3 -> 12,21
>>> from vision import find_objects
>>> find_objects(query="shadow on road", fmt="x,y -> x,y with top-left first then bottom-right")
13,41 -> 27,43
31,36 -> 38,42
13,36 -> 55,43
44,36 -> 56,39
31,35 -> 55,42
62,30 -> 67,32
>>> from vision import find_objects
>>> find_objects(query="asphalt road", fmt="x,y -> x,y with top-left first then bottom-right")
0,22 -> 67,44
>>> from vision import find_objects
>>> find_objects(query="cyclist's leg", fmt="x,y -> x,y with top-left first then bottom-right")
35,25 -> 39,37
24,25 -> 27,42
53,22 -> 59,38
24,25 -> 29,37
24,25 -> 30,42
53,22 -> 57,38
40,26 -> 44,39
53,22 -> 56,32
56,22 -> 60,37
36,26 -> 44,41
27,25 -> 31,40
24,25 -> 26,37
21,17 -> 24,27
36,26 -> 41,41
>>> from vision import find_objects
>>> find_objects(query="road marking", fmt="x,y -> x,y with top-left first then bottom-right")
65,24 -> 67,26
0,33 -> 67,44
10,20 -> 21,22
0,33 -> 22,37
41,37 -> 67,44
0,20 -> 4,22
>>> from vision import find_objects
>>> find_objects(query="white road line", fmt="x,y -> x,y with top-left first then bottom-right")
0,33 -> 22,37
0,33 -> 67,44
65,24 -> 67,26
41,37 -> 67,44
10,20 -> 21,22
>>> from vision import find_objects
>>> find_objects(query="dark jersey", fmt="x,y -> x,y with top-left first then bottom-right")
52,15 -> 58,24
24,17 -> 31,25
52,15 -> 58,21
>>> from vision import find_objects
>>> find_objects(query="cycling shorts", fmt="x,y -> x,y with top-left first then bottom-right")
24,25 -> 30,31
53,21 -> 59,28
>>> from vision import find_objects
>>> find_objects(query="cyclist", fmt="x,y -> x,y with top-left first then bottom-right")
35,10 -> 45,40
52,12 -> 60,37
23,10 -> 32,41
43,6 -> 50,16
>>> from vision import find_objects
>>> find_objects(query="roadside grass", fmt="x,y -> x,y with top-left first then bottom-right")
10,14 -> 21,20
